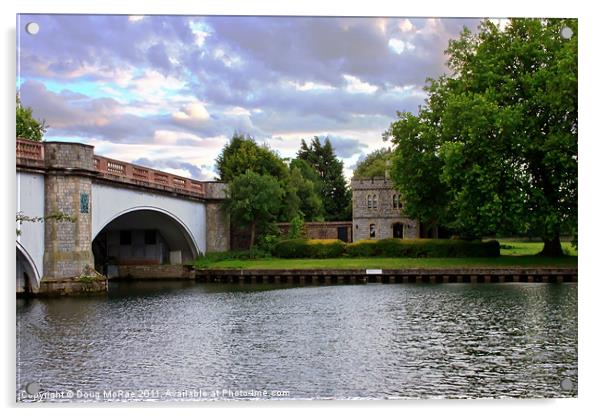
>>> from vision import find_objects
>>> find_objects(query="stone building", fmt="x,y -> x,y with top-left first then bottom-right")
351,176 -> 419,241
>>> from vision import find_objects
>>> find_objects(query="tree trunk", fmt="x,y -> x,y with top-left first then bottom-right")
249,221 -> 256,250
540,234 -> 563,257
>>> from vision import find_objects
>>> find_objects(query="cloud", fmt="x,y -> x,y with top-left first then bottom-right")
316,135 -> 369,159
17,14 -> 483,180
172,102 -> 210,122
146,43 -> 172,75
132,157 -> 214,180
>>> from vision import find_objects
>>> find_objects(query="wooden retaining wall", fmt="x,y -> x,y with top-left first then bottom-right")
195,268 -> 578,284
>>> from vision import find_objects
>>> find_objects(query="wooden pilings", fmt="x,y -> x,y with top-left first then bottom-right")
194,268 -> 577,284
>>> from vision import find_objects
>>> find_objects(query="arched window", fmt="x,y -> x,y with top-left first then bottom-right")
392,194 -> 398,209
373,194 -> 378,209
367,195 -> 372,209
369,224 -> 376,238
398,195 -> 403,210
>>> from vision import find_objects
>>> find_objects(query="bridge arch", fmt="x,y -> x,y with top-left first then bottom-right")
92,206 -> 200,273
16,242 -> 40,294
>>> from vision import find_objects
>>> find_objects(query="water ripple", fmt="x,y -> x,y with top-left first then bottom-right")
16,282 -> 577,401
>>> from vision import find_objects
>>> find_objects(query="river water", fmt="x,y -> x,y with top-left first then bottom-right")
16,282 -> 577,401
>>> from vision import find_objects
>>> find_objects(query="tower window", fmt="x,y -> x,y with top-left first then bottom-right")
393,194 -> 398,209
369,224 -> 376,238
373,194 -> 378,209
367,195 -> 372,209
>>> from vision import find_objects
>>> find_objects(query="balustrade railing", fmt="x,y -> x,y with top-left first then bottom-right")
93,155 -> 205,197
16,138 -> 44,167
16,138 -> 206,198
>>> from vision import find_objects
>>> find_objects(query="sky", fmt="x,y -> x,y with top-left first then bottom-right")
17,14 -> 484,180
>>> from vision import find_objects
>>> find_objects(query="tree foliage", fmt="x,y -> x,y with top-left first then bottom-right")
297,137 -> 351,221
283,166 -> 324,221
216,133 -> 288,181
226,170 -> 284,249
16,95 -> 47,141
353,148 -> 393,179
386,18 -> 577,256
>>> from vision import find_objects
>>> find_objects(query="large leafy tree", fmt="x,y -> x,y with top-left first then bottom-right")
386,18 -> 577,256
353,148 -> 393,179
16,95 -> 47,141
226,170 -> 284,249
297,137 -> 351,221
216,133 -> 288,181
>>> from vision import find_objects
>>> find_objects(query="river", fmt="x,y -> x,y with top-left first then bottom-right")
16,281 -> 577,401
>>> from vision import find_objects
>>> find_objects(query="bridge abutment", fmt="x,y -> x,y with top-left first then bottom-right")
40,142 -> 106,294
204,183 -> 230,252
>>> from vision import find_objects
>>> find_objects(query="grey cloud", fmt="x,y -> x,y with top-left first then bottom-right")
317,135 -> 369,159
18,80 -> 262,144
146,43 -> 172,74
18,15 -> 483,152
132,157 -> 213,180
18,14 -> 195,79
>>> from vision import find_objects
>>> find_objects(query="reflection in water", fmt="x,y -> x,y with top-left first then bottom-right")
17,282 -> 577,401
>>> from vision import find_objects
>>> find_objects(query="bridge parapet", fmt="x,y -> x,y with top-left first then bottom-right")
93,155 -> 207,199
16,138 -> 44,168
16,138 -> 226,200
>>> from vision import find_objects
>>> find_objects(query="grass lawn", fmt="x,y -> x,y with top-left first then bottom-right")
497,240 -> 577,256
194,242 -> 577,270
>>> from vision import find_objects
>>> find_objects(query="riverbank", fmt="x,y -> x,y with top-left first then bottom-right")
193,241 -> 577,270
194,256 -> 577,270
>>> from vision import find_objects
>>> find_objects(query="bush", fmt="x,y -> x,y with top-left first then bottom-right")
273,239 -> 345,258
307,239 -> 346,258
345,239 -> 500,258
345,239 -> 379,257
272,239 -> 310,258
269,238 -> 500,259
288,215 -> 305,239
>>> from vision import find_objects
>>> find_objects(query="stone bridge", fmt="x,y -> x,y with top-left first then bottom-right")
16,138 -> 229,294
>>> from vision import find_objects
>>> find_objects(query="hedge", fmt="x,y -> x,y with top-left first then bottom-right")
346,239 -> 500,258
274,238 -> 500,258
273,239 -> 346,258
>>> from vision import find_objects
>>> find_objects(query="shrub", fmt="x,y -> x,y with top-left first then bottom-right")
273,239 -> 345,258
288,215 -> 305,239
307,239 -> 346,258
345,239 -> 499,258
271,238 -> 500,259
273,239 -> 311,258
345,239 -> 379,257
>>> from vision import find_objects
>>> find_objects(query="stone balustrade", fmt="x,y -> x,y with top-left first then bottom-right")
93,155 -> 206,198
17,138 -> 208,199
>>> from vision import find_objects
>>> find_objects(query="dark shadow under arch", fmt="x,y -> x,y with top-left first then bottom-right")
16,245 -> 38,295
92,209 -> 198,274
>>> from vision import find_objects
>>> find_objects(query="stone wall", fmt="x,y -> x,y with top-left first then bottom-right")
277,221 -> 353,242
351,177 -> 419,242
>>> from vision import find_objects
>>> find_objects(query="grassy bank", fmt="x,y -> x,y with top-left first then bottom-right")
194,256 -> 576,270
497,240 -> 577,256
193,241 -> 577,270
